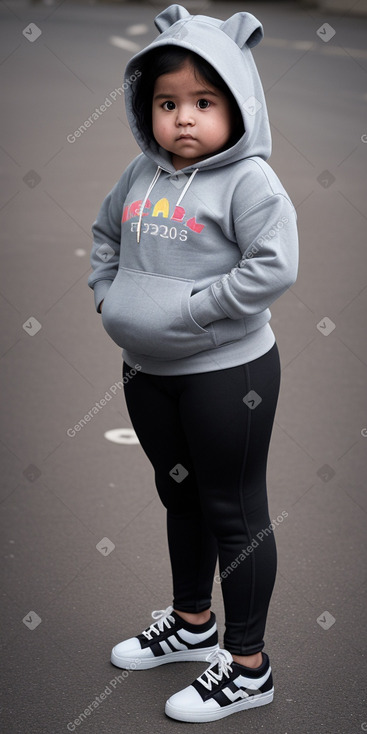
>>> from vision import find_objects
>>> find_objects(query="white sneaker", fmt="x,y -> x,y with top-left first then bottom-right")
111,605 -> 219,670
165,648 -> 274,722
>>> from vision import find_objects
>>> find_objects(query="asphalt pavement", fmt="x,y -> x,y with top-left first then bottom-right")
1,1 -> 366,733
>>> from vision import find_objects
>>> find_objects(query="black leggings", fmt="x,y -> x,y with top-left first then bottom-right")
123,342 -> 281,656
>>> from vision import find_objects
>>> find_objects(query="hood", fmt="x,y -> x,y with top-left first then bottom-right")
124,3 -> 271,172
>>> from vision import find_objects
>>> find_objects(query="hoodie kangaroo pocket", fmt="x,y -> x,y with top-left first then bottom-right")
101,267 -> 215,359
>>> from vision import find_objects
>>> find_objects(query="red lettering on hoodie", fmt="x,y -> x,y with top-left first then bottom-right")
186,217 -> 205,233
171,206 -> 185,222
122,199 -> 152,222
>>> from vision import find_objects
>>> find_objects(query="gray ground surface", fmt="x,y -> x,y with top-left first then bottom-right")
1,1 -> 366,732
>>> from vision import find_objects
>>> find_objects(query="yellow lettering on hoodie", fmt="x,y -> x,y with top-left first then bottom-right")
152,198 -> 169,218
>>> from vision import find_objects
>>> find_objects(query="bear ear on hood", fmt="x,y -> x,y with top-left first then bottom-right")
220,12 -> 263,49
154,4 -> 190,32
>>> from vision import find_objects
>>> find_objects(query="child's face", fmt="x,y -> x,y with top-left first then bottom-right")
152,60 -> 233,170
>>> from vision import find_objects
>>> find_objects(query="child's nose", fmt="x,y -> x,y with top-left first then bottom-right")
176,105 -> 195,126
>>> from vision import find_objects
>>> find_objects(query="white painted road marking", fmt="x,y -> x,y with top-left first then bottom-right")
104,428 -> 139,444
109,36 -> 140,52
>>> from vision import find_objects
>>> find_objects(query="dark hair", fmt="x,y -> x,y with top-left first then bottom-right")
131,46 -> 244,150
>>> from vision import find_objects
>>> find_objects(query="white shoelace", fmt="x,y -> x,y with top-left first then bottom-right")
141,605 -> 175,640
198,649 -> 233,691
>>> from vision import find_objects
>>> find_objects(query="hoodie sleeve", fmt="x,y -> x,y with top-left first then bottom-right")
189,192 -> 299,327
88,155 -> 143,312
87,177 -> 125,312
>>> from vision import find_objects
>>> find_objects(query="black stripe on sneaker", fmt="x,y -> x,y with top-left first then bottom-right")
149,637 -> 189,657
192,663 -> 273,704
150,641 -> 166,657
176,629 -> 218,651
137,616 -> 217,652
258,670 -> 273,694
214,688 -> 249,707
161,637 -> 186,653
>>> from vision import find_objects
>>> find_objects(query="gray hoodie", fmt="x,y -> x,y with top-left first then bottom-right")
88,4 -> 299,375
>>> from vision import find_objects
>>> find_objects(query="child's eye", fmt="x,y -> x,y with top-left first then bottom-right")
197,99 -> 210,109
162,101 -> 176,111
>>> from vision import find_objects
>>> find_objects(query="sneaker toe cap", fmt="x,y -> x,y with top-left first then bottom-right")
166,684 -> 208,710
111,637 -> 141,660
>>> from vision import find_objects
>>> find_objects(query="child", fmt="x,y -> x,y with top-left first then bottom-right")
88,4 -> 298,723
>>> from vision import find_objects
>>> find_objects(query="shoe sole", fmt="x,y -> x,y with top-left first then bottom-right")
165,688 -> 274,722
111,643 -> 220,670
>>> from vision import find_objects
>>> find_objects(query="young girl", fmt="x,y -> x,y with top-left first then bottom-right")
88,4 -> 298,723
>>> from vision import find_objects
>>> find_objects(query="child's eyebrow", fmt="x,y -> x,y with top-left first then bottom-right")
153,89 -> 219,100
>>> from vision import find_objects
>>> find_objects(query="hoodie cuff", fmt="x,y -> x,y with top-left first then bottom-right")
93,279 -> 113,313
190,287 -> 227,328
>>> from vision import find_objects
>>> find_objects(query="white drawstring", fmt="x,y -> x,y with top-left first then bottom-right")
136,167 -> 199,243
175,168 -> 199,207
137,166 -> 163,243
